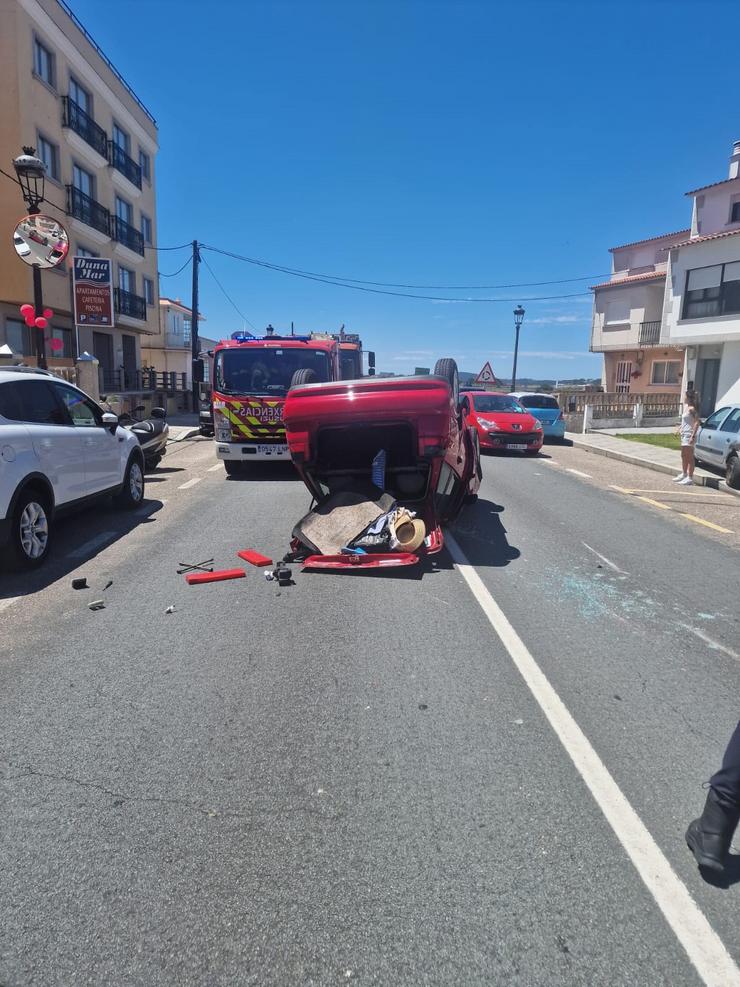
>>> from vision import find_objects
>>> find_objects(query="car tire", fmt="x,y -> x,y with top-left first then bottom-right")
9,486 -> 52,570
115,455 -> 145,509
433,358 -> 460,408
726,455 -> 740,490
290,368 -> 318,387
224,460 -> 245,476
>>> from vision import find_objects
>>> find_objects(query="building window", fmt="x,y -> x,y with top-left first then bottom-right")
115,195 -> 133,225
651,361 -> 680,386
731,201 -> 740,224
604,297 -> 630,326
5,318 -> 32,356
119,266 -> 135,293
183,317 -> 191,344
69,76 -> 91,114
141,213 -> 152,244
143,277 -> 154,305
139,149 -> 151,182
76,244 -> 98,258
72,163 -> 94,197
33,38 -> 55,87
684,262 -> 740,319
112,122 -> 130,154
37,134 -> 60,182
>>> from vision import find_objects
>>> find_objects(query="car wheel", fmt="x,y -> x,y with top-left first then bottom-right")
290,368 -> 318,387
10,487 -> 52,569
726,455 -> 740,490
224,460 -> 245,476
115,455 -> 145,509
433,358 -> 460,408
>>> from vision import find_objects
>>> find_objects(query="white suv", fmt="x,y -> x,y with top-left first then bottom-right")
0,368 -> 145,569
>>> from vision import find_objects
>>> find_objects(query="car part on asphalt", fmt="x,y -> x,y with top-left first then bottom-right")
237,549 -> 273,567
71,577 -> 88,589
177,558 -> 215,574
164,605 -> 176,614
185,568 -> 246,584
274,565 -> 293,586
88,599 -> 105,611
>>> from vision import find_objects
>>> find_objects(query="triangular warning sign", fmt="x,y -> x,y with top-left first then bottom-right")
475,361 -> 497,384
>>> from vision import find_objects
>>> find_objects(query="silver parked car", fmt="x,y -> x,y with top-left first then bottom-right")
694,404 -> 740,488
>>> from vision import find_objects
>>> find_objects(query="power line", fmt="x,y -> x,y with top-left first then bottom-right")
200,252 -> 258,331
200,245 -> 591,303
145,241 -> 192,251
158,255 -> 192,278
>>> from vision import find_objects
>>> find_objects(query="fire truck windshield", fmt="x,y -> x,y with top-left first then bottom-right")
214,347 -> 331,396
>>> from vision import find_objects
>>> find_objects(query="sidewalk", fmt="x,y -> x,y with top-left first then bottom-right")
565,431 -> 740,499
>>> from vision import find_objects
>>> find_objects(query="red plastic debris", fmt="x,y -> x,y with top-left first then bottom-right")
237,550 -> 273,567
186,568 -> 245,585
302,552 -> 419,570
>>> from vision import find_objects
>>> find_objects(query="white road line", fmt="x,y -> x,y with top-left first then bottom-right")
566,467 -> 592,478
207,463 -> 223,472
178,477 -> 203,490
542,459 -> 560,466
683,625 -> 740,663
582,542 -> 629,575
68,531 -> 116,559
446,530 -> 740,987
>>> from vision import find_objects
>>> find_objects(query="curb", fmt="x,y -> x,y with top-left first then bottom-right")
566,434 -> 740,500
168,427 -> 201,443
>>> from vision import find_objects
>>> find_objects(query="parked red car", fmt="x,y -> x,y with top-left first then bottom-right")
462,389 -> 543,455
283,359 -> 481,568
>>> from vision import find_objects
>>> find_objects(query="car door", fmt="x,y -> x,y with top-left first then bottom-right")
695,407 -> 731,466
11,379 -> 87,505
51,381 -> 123,491
717,407 -> 740,463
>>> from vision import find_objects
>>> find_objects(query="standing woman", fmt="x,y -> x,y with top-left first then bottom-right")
674,390 -> 701,485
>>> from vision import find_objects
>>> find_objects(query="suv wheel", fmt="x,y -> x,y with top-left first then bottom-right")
115,455 -> 145,509
11,488 -> 51,569
726,454 -> 740,490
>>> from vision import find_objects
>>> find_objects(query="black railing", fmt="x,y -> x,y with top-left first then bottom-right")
66,185 -> 111,237
638,320 -> 662,346
114,287 -> 147,320
108,141 -> 142,189
100,369 -> 188,393
62,96 -> 108,157
113,215 -> 145,255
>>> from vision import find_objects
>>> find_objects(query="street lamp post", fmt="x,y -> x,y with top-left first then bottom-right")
13,147 -> 48,370
511,305 -> 525,393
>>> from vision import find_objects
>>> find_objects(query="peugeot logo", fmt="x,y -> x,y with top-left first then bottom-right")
512,423 -> 522,431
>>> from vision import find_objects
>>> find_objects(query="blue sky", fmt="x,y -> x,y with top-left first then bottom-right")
71,0 -> 739,379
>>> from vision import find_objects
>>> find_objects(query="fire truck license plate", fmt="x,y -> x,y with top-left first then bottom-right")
257,444 -> 288,456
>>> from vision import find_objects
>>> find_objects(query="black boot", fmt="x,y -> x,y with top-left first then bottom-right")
686,788 -> 740,873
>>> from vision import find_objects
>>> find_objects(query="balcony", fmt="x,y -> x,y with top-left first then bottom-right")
62,96 -> 108,158
638,320 -> 662,346
114,287 -> 147,321
66,185 -> 111,237
165,332 -> 191,349
108,141 -> 142,189
113,215 -> 145,256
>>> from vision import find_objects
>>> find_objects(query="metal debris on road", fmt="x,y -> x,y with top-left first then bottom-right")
177,558 -> 214,575
71,577 -> 87,590
164,605 -> 176,614
88,599 -> 105,611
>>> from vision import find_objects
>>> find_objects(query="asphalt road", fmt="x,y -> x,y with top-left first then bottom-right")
1,438 -> 739,986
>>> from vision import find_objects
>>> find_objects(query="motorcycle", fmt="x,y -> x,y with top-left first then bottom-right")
118,405 -> 169,471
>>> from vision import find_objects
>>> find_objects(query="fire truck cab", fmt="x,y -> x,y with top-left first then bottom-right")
212,331 -> 341,474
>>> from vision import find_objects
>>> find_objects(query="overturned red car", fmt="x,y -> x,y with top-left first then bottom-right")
283,359 -> 481,569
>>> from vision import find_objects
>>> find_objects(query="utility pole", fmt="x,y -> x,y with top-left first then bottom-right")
191,239 -> 200,414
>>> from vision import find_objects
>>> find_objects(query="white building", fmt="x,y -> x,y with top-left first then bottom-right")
664,141 -> 740,415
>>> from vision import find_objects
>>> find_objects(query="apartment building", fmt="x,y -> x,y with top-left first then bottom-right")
141,297 -> 206,384
0,0 -> 159,390
663,142 -> 740,415
589,230 -> 687,394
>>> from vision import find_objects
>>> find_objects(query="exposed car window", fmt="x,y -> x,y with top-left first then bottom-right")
518,394 -> 559,410
214,348 -> 331,396
53,382 -> 102,427
471,394 -> 525,413
719,407 -> 740,433
0,379 -> 67,425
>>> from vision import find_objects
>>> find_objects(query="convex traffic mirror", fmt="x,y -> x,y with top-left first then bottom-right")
13,215 -> 69,269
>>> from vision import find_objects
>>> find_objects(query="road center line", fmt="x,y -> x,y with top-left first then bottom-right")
542,459 -> 560,466
68,531 -> 117,559
635,495 -> 671,511
581,542 -> 629,574
178,477 -> 203,490
566,467 -> 592,478
207,463 -> 223,472
446,531 -> 740,987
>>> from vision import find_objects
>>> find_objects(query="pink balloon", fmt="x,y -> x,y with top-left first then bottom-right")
34,317 -> 48,330
49,337 -> 63,352
24,315 -> 36,328
20,303 -> 34,317
43,307 -> 54,319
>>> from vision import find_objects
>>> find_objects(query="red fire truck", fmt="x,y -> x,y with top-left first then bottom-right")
212,329 -> 358,474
